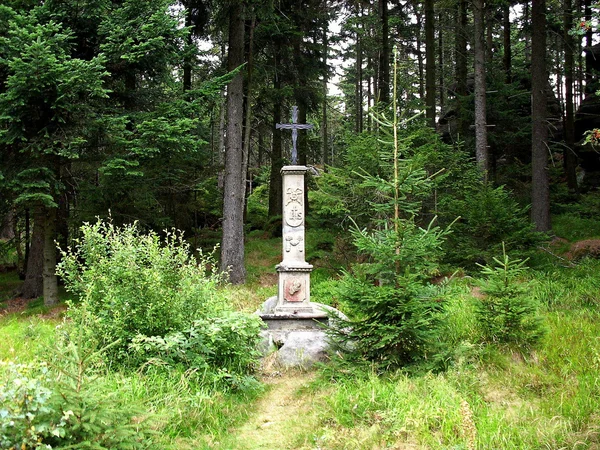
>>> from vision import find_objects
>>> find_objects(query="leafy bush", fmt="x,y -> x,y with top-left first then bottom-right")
0,334 -> 156,450
474,245 -> 545,347
57,220 -> 262,377
0,361 -> 61,449
130,311 -> 263,389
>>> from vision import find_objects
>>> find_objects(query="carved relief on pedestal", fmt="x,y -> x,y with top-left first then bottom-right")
285,235 -> 303,253
286,187 -> 303,206
284,277 -> 305,302
284,187 -> 304,228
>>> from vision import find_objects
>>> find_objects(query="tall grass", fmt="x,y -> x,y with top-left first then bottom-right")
0,316 -> 56,362
309,256 -> 600,449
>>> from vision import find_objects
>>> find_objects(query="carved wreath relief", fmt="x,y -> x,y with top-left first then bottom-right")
285,235 -> 303,252
285,187 -> 304,227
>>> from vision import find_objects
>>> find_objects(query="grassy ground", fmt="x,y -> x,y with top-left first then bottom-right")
1,215 -> 600,449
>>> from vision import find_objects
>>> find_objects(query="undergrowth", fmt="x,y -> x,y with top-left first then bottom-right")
1,213 -> 599,448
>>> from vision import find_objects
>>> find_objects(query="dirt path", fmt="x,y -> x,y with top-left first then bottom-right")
217,371 -> 322,450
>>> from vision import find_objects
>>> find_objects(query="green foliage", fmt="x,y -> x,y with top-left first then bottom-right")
130,312 -> 263,390
333,273 -> 444,369
474,245 -> 545,348
45,332 -> 157,449
246,184 -> 269,230
57,219 -> 263,389
0,334 -> 156,450
441,184 -> 544,268
56,220 -> 224,362
0,361 -> 61,449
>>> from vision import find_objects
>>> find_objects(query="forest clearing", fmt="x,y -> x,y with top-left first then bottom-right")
3,0 -> 600,448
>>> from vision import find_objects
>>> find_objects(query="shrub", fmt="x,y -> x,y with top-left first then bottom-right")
440,184 -> 544,268
329,219 -> 449,369
130,311 -> 263,389
0,361 -> 60,449
473,244 -> 545,348
0,335 -> 156,450
56,220 -> 262,377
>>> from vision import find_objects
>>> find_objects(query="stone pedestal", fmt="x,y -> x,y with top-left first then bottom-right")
274,165 -> 318,315
258,165 -> 336,369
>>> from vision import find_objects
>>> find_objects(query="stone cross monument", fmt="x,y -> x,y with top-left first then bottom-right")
256,106 -> 340,368
272,106 -> 320,316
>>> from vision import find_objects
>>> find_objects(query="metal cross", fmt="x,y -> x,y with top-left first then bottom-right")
276,106 -> 313,165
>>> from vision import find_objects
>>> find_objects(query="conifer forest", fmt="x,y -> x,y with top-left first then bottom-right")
2,1 -> 600,449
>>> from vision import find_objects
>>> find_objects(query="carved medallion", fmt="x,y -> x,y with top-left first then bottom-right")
284,277 -> 305,302
285,204 -> 303,227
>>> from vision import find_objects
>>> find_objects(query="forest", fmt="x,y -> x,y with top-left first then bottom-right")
2,0 -> 600,448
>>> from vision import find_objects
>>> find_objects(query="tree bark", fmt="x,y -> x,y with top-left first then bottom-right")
455,0 -> 468,137
0,210 -> 14,240
531,0 -> 551,232
473,0 -> 489,178
524,1 -> 531,63
183,7 -> 193,93
425,0 -> 436,127
268,33 -> 283,220
322,25 -> 329,167
564,0 -> 578,193
356,26 -> 363,132
43,206 -> 58,306
415,4 -> 425,101
221,2 -> 246,284
242,12 -> 256,215
377,0 -> 390,104
438,12 -> 445,111
503,3 -> 512,83
584,0 -> 593,91
21,206 -> 44,299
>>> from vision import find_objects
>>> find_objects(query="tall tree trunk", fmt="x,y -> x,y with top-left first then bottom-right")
438,12 -> 445,111
524,1 -> 531,63
474,0 -> 489,178
43,206 -> 58,306
21,206 -> 44,298
486,4 -> 493,64
242,13 -> 256,215
221,3 -> 246,284
455,0 -> 468,137
183,7 -> 193,93
503,3 -> 512,83
415,5 -> 425,101
322,26 -> 329,168
531,0 -> 551,232
377,0 -> 390,103
564,0 -> 578,193
11,208 -> 23,275
218,91 -> 226,167
268,38 -> 283,220
584,0 -> 593,91
0,210 -> 14,239
425,0 -> 436,127
356,26 -> 363,132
